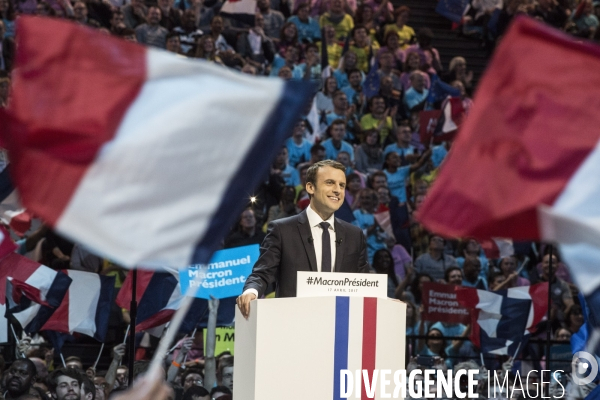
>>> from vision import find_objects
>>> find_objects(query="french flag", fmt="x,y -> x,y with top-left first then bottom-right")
0,16 -> 314,269
456,283 -> 548,355
333,297 -> 401,400
41,270 -> 115,341
220,0 -> 256,26
116,269 -> 235,335
0,253 -> 72,342
416,17 -> 600,325
0,165 -> 31,236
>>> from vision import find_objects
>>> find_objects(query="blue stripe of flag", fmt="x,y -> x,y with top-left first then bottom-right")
93,275 -> 115,342
333,296 -> 350,400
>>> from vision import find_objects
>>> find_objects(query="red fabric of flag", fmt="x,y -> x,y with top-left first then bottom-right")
418,17 -> 600,240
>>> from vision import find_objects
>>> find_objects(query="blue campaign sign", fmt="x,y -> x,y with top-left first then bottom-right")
179,244 -> 259,299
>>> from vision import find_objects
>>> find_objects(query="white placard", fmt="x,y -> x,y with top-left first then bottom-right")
296,271 -> 387,298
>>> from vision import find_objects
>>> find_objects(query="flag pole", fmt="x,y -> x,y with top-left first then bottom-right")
128,268 -> 137,387
546,245 -> 553,368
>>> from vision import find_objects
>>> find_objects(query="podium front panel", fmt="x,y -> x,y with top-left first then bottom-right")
234,296 -> 406,400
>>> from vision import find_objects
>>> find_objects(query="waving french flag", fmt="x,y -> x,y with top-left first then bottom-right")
456,283 -> 548,355
42,270 -> 115,342
0,166 -> 31,236
416,17 -> 600,331
0,16 -> 314,269
0,253 -> 72,342
116,269 -> 235,335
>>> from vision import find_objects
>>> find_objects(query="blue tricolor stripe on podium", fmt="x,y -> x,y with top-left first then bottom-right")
333,297 -> 379,400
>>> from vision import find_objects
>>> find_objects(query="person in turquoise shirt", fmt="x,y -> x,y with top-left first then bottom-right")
382,149 -> 431,203
352,188 -> 386,264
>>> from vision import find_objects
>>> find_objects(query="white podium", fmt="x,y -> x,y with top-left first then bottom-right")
234,296 -> 406,400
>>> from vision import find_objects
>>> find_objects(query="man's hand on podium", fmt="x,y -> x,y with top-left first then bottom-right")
236,292 -> 257,319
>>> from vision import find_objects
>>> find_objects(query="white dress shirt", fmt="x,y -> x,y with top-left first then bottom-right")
242,204 -> 337,298
305,203 -> 337,272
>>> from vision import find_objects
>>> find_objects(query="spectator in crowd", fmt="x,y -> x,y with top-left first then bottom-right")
554,327 -> 572,342
354,129 -> 383,174
461,256 -> 488,290
383,122 -> 416,159
65,356 -> 83,371
352,188 -> 387,263
384,6 -> 415,49
404,300 -> 422,335
296,143 -> 326,173
173,9 -> 204,54
270,44 -> 302,77
194,35 -> 223,64
122,0 -> 147,29
50,368 -> 83,400
564,304 -> 584,334
414,235 -> 458,281
266,185 -> 298,224
378,31 -> 406,71
355,4 -> 380,43
182,386 -> 210,400
206,15 -> 234,54
407,272 -> 432,306
403,71 -> 429,112
539,252 -> 574,323
319,0 -> 354,41
158,0 -> 182,30
319,25 -> 343,68
225,208 -> 266,248
325,90 -> 360,142
109,10 -> 126,33
333,50 -> 364,88
257,0 -> 285,39
444,266 -> 463,286
216,356 -> 233,392
166,32 -> 183,53
345,172 -> 362,210
287,2 -> 321,43
455,237 -> 489,279
493,255 -> 530,289
442,56 -> 473,94
451,79 -> 474,115
81,375 -> 96,400
372,248 -> 400,297
5,358 -> 36,399
382,150 -> 431,204
272,146 -> 300,187
349,25 -> 379,72
360,96 -> 396,145
181,367 -> 204,393
73,2 -> 101,28
135,7 -> 168,48
340,68 -> 365,109
0,0 -> 15,38
276,21 -> 299,55
376,50 -> 402,91
571,0 -> 598,38
407,27 -> 443,74
210,386 -> 232,399
236,12 -> 275,70
321,119 -> 355,161
363,0 -> 393,24
298,43 -> 323,85
286,120 -> 312,168
315,76 -> 338,114
400,50 -> 430,91
191,0 -> 216,31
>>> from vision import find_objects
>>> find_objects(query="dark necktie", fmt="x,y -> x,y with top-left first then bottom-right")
320,222 -> 332,273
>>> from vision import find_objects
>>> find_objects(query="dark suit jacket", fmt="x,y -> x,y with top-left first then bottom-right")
243,209 -> 370,298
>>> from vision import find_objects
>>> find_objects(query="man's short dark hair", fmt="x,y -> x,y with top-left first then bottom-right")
181,367 -> 204,384
347,68 -> 362,78
183,386 -> 210,400
306,160 -> 346,187
310,143 -> 326,155
81,375 -> 96,400
444,266 -> 462,282
166,31 -> 180,40
369,171 -> 387,188
210,386 -> 232,396
48,368 -> 83,393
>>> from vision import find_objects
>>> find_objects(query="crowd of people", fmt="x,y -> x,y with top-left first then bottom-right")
1,0 -> 599,397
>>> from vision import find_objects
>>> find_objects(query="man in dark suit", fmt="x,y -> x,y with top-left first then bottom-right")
237,159 -> 370,318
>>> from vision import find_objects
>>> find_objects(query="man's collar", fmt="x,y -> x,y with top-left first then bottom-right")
306,203 -> 335,230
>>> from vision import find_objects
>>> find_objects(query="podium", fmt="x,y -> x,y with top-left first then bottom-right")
234,296 -> 406,400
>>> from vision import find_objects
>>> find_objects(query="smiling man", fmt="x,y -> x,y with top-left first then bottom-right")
237,160 -> 369,317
